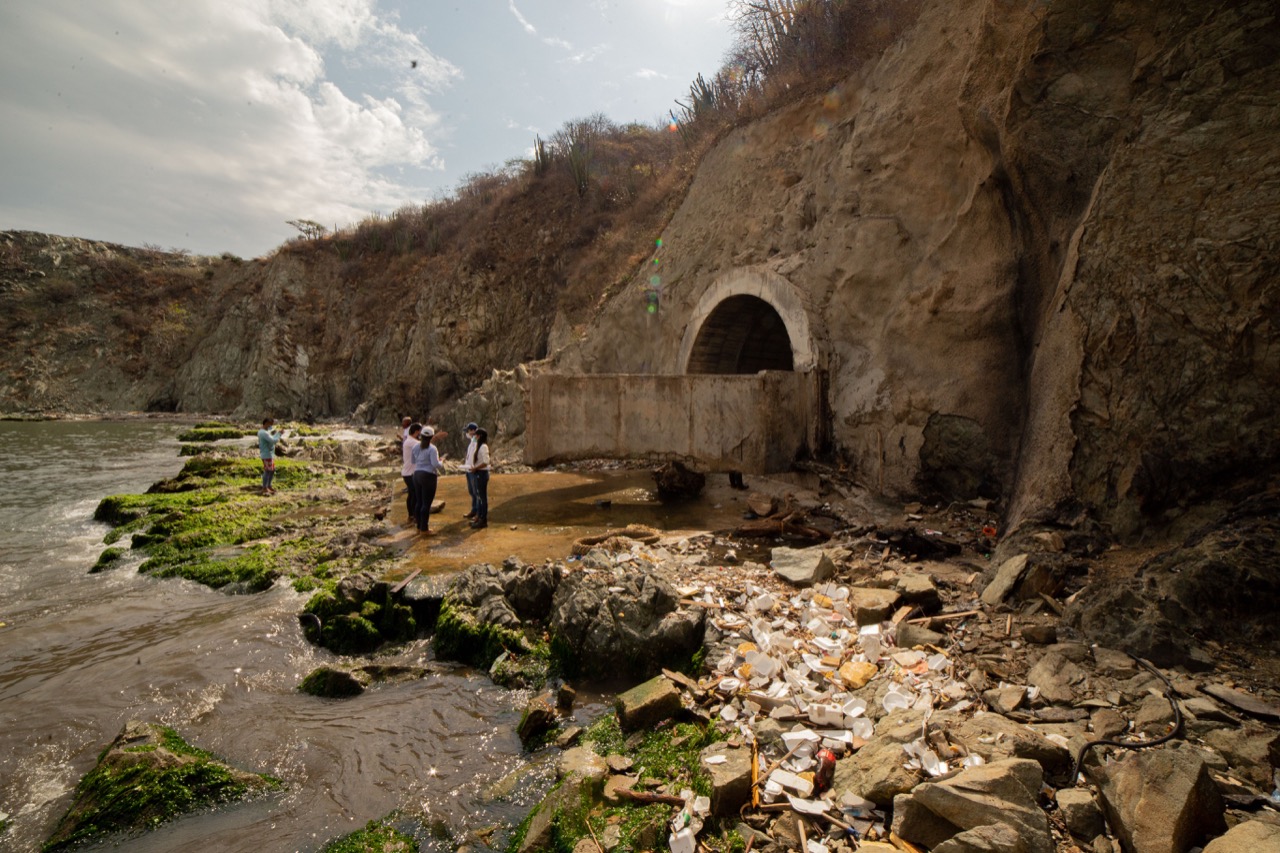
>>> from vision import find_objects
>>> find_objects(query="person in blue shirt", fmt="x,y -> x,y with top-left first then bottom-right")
411,426 -> 446,534
257,418 -> 283,495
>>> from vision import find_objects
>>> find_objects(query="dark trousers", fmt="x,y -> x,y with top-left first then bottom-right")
465,471 -> 478,516
474,470 -> 490,522
403,475 -> 417,519
412,471 -> 438,530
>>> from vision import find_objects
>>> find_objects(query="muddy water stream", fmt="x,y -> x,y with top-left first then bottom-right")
0,422 -> 751,852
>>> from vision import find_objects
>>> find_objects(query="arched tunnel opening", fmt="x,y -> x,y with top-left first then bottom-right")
685,295 -> 795,374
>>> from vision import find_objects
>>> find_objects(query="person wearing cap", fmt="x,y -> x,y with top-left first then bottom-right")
411,426 -> 446,535
401,422 -> 423,521
257,417 -> 283,495
462,422 -> 480,519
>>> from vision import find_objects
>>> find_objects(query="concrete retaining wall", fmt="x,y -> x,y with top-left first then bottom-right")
525,371 -> 821,472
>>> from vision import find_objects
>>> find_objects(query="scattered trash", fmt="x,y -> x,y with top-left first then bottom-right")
668,789 -> 708,853
814,747 -> 837,793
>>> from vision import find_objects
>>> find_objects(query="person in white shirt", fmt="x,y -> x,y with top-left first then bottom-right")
470,428 -> 491,529
462,422 -> 479,519
401,423 -> 422,522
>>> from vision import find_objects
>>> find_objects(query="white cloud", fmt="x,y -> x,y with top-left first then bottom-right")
0,0 -> 460,255
633,68 -> 666,80
564,44 -> 608,65
508,0 -> 574,51
508,0 -> 538,36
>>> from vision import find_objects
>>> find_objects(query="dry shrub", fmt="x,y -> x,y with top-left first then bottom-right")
45,279 -> 79,305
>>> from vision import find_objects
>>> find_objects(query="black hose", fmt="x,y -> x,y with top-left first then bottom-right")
1070,652 -> 1184,784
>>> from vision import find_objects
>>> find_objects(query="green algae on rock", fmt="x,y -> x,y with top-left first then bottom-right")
320,817 -> 419,852
90,546 -> 125,573
432,598 -> 538,670
43,721 -> 281,851
302,573 -> 419,655
176,425 -> 253,442
92,446 -> 396,593
507,714 -> 724,853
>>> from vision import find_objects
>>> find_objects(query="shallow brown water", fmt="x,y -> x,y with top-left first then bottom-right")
394,468 -> 756,574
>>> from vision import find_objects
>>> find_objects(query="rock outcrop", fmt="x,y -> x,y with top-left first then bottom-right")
559,0 -> 1280,543
44,721 -> 278,851
432,557 -> 706,682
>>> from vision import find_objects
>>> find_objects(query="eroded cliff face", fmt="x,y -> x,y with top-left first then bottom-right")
561,0 -> 1280,539
0,233 -> 558,419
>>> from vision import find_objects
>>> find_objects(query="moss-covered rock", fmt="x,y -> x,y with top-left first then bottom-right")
176,426 -> 252,443
90,547 -> 125,573
92,446 -> 392,594
432,599 -> 534,671
302,574 -> 420,655
43,721 -> 280,851
506,712 -> 727,853
299,666 -> 368,697
491,650 -> 552,689
320,817 -> 419,852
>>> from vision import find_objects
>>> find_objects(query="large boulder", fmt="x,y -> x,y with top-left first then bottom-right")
43,721 -> 279,851
830,711 -> 928,806
1202,821 -> 1280,853
652,460 -> 705,500
770,547 -> 836,587
549,569 -> 705,680
1088,747 -> 1226,853
436,559 -> 705,683
892,758 -> 1053,853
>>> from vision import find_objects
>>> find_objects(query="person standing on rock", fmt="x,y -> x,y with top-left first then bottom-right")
397,416 -> 412,444
401,422 -> 423,522
411,426 -> 446,535
470,428 -> 490,530
462,422 -> 480,520
257,418 -> 283,496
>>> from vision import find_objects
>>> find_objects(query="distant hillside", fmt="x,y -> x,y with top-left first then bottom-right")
0,122 -> 699,419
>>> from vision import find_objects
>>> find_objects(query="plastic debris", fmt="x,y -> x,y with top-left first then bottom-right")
669,789 -> 705,853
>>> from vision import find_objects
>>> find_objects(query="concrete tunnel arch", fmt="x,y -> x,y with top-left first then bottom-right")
677,268 -> 818,374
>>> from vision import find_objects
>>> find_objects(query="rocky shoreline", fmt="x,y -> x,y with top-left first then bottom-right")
41,425 -> 1280,852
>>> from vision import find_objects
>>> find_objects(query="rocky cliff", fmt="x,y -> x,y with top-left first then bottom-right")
2,0 -> 1277,543
561,0 -> 1280,539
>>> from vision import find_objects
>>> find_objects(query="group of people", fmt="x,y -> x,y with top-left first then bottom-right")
254,415 -> 491,532
398,418 -> 490,535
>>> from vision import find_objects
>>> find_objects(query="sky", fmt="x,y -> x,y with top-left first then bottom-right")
0,0 -> 735,258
